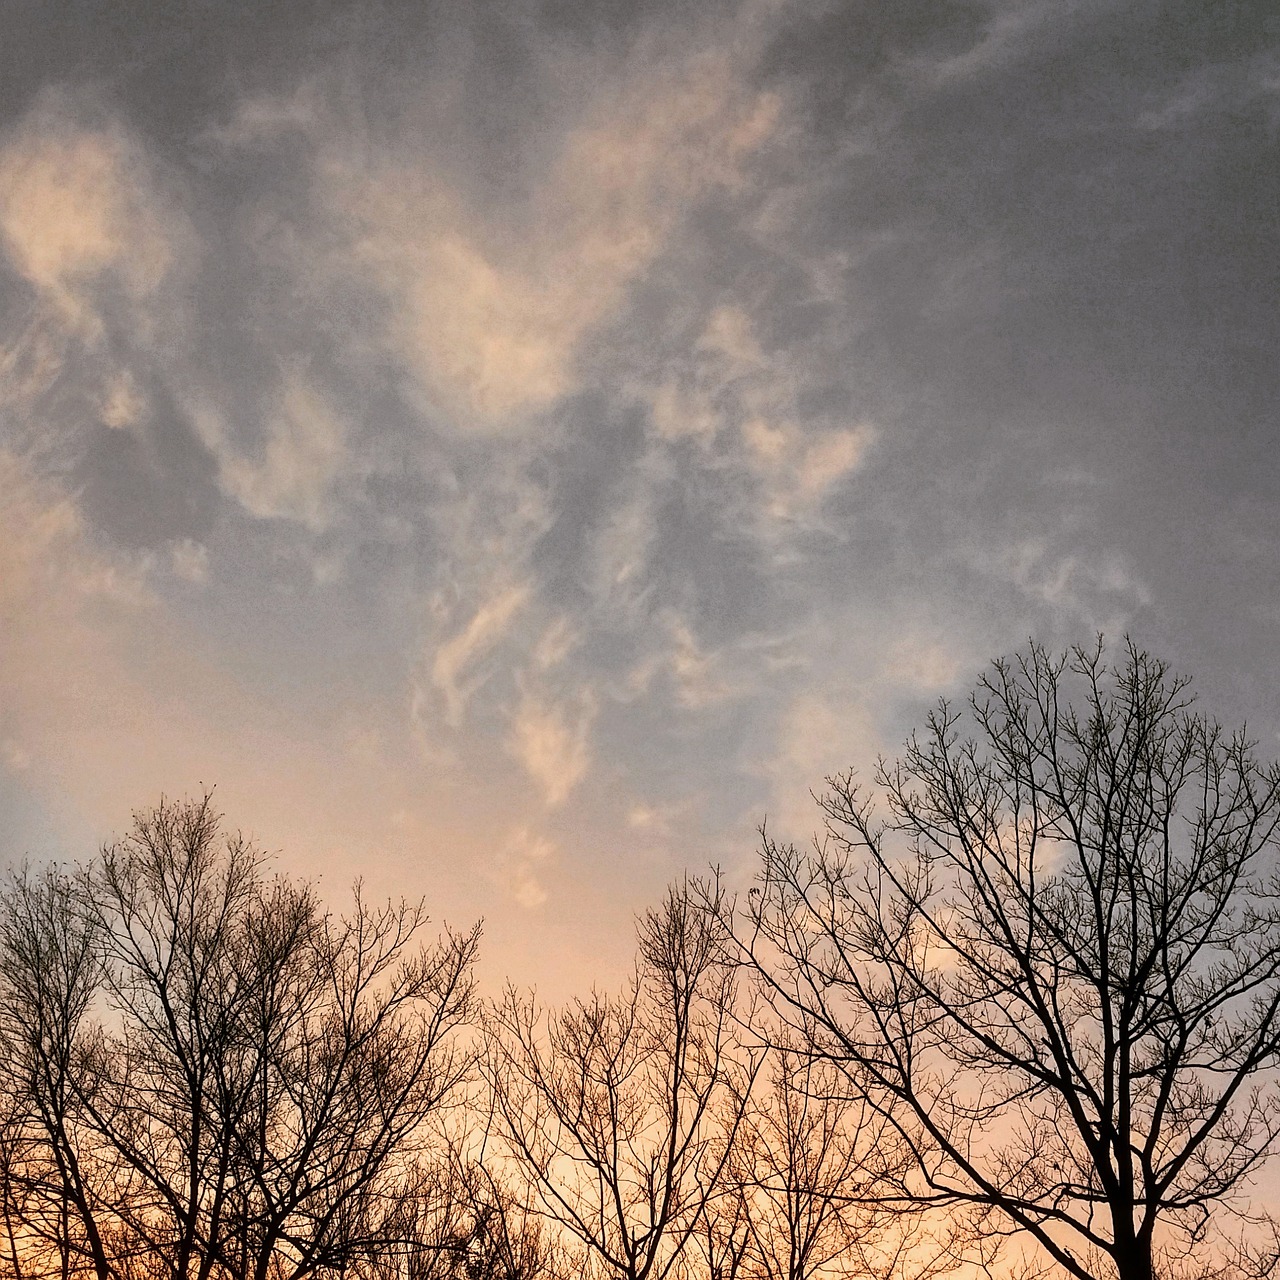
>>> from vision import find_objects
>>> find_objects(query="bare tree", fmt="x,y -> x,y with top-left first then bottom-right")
740,639 -> 1280,1280
720,1044 -> 941,1280
0,863 -> 114,1280
487,883 -> 761,1280
368,1150 -> 560,1280
0,796 -> 480,1280
212,886 -> 478,1280
692,1173 -> 752,1280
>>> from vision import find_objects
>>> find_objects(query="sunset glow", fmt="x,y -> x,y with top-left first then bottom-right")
2,5 -> 1279,1277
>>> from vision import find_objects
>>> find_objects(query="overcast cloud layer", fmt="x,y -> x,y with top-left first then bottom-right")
2,0 -> 1278,991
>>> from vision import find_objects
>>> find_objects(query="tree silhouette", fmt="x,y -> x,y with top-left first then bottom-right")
0,796 -> 479,1280
0,862 -> 111,1280
487,883 -> 760,1280
739,640 -> 1280,1280
713,1044 -> 949,1280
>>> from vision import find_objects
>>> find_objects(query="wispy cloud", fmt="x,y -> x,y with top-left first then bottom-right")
168,538 -> 209,584
215,367 -> 347,530
623,612 -> 739,711
220,29 -> 782,434
1007,541 -> 1150,632
589,456 -> 668,623
4,0 -> 1273,1002
0,450 -> 151,615
489,825 -> 558,910
509,682 -> 597,808
635,302 -> 876,552
757,689 -> 883,840
429,581 -> 533,729
0,97 -> 175,331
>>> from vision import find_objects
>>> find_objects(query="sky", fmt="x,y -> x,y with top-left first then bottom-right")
1,0 -> 1278,997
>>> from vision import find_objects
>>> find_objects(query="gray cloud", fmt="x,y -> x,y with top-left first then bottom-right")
2,0 -> 1279,986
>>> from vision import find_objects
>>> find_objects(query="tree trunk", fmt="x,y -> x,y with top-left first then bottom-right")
1113,1236 -> 1155,1280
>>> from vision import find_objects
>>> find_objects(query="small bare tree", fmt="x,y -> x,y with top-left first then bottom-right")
725,1046 -> 932,1280
487,883 -> 761,1280
741,639 -> 1280,1280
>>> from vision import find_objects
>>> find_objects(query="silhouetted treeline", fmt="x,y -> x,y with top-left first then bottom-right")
4,641 -> 1280,1280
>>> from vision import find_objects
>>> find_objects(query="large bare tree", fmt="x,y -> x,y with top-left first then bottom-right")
740,640 -> 1280,1280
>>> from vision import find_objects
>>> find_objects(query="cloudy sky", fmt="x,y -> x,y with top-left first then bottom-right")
1,0 -> 1278,994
